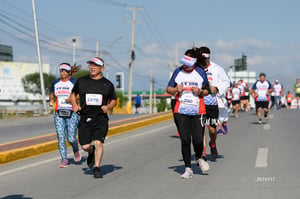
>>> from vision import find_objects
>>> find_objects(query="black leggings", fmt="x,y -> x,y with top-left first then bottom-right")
174,113 -> 205,168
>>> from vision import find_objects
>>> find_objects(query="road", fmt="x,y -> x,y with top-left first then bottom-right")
0,114 -> 143,144
0,109 -> 300,198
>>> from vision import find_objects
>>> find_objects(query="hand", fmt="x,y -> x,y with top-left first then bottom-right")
211,86 -> 218,94
192,87 -> 201,95
177,84 -> 183,92
73,104 -> 81,113
65,97 -> 71,103
49,100 -> 54,107
101,105 -> 109,113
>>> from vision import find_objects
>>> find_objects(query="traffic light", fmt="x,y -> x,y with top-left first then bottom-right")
116,74 -> 121,89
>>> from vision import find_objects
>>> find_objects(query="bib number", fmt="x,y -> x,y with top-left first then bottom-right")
86,94 -> 103,106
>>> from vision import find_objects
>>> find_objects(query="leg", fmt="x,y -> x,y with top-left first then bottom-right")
66,113 -> 79,153
54,113 -> 67,161
66,113 -> 81,162
94,140 -> 104,168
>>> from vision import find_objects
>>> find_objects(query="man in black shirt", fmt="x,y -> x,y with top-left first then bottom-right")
71,57 -> 116,178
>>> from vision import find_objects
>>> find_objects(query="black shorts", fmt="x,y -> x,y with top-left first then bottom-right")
78,115 -> 109,145
240,96 -> 248,100
232,100 -> 240,106
204,105 -> 219,128
255,101 -> 269,109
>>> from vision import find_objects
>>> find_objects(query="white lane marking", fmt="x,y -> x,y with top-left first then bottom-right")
0,157 -> 60,177
269,114 -> 274,119
0,124 -> 174,176
255,148 -> 268,168
263,124 -> 270,130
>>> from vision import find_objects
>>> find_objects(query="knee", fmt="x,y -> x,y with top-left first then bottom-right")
81,144 -> 91,152
94,140 -> 103,148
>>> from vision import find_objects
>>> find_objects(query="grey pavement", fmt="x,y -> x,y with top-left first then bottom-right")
0,109 -> 300,198
0,113 -> 144,144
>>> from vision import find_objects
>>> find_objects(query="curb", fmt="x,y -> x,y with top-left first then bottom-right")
0,113 -> 173,164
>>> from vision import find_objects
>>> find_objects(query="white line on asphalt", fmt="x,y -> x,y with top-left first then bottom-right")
255,148 -> 268,168
0,124 -> 174,177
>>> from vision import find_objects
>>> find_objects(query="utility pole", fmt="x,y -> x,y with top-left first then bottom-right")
149,70 -> 153,114
32,0 -> 47,113
96,41 -> 99,57
125,6 -> 142,114
72,38 -> 76,64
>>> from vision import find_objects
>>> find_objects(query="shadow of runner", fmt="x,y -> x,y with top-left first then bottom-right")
82,164 -> 122,176
0,194 -> 33,199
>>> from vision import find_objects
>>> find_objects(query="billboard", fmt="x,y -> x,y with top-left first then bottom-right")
0,61 -> 50,101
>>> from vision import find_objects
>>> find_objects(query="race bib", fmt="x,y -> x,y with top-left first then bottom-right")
86,94 -> 103,106
180,91 -> 198,106
58,98 -> 72,108
257,96 -> 267,101
258,89 -> 267,97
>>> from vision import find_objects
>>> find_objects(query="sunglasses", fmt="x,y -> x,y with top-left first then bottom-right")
60,69 -> 70,73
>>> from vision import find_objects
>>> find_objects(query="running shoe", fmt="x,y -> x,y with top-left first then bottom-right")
74,150 -> 82,162
217,129 -> 224,135
180,167 -> 193,179
264,113 -> 268,122
209,141 -> 218,161
93,167 -> 103,178
198,157 -> 209,172
87,145 -> 95,167
222,124 -> 229,134
258,119 -> 262,125
176,130 -> 180,137
59,159 -> 68,168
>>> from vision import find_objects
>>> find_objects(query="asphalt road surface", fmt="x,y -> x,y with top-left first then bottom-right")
0,113 -> 143,144
0,109 -> 300,199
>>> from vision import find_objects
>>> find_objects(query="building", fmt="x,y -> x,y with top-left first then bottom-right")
228,54 -> 257,108
0,61 -> 50,104
0,44 -> 13,62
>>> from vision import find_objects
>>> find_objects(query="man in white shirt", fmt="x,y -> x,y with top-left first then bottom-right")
273,80 -> 284,109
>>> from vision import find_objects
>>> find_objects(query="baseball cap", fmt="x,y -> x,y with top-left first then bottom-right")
275,80 -> 279,83
59,63 -> 71,71
87,57 -> 104,67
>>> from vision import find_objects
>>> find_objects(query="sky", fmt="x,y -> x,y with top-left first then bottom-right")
1,0 -> 300,93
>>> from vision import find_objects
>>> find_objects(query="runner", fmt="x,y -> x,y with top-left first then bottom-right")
231,82 -> 241,118
196,46 -> 230,161
293,78 -> 300,108
49,63 -> 81,168
251,73 -> 273,124
166,48 -> 210,178
238,79 -> 246,112
286,91 -> 293,109
273,80 -> 284,109
71,57 -> 116,178
243,82 -> 251,111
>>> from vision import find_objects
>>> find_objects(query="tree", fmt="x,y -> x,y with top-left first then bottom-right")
72,70 -> 90,79
21,72 -> 56,95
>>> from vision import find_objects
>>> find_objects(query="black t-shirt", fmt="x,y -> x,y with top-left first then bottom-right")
72,75 -> 116,116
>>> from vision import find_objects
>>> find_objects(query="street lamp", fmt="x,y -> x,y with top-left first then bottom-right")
72,38 -> 76,64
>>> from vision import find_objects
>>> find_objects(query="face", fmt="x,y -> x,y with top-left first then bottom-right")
60,69 -> 70,79
89,63 -> 104,77
182,65 -> 195,72
198,58 -> 210,69
259,75 -> 266,82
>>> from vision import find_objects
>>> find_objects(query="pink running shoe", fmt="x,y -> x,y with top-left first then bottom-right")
74,150 -> 82,162
59,159 -> 68,168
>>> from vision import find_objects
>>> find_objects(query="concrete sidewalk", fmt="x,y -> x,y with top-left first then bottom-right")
0,111 -> 173,164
